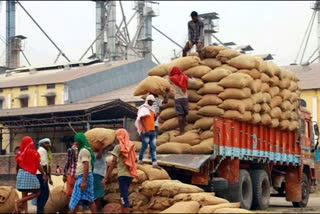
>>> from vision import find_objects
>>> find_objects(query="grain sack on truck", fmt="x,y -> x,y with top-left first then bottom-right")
85,128 -> 116,151
157,142 -> 192,154
170,130 -> 201,146
138,164 -> 170,181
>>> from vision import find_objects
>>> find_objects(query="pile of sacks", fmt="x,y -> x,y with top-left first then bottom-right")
0,186 -> 20,213
103,164 -> 252,213
134,46 -> 300,154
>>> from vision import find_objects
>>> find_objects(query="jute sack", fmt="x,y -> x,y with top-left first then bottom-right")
201,68 -> 232,82
241,111 -> 252,122
199,202 -> 241,213
85,128 -> 116,151
197,94 -> 223,106
261,83 -> 270,92
261,103 -> 271,113
218,88 -> 251,100
200,130 -> 214,140
223,110 -> 242,121
279,69 -> 292,80
270,107 -> 282,118
44,186 -> 68,213
280,89 -> 292,100
188,89 -> 202,102
249,79 -> 262,93
261,73 -> 271,83
262,92 -> 272,103
157,142 -> 192,154
167,56 -> 201,71
161,99 -> 174,108
185,124 -> 195,132
219,99 -> 246,114
132,170 -> 148,183
148,197 -> 173,210
280,120 -> 290,130
187,110 -> 202,123
270,118 -> 280,128
133,141 -> 142,152
201,46 -> 226,58
279,79 -> 291,89
251,113 -> 261,124
157,132 -> 170,146
226,54 -> 258,69
216,49 -> 241,63
264,61 -> 276,77
252,92 -> 264,104
134,76 -> 172,96
222,64 -> 238,72
252,104 -> 261,113
238,69 -> 261,80
184,65 -> 212,78
140,180 -> 181,197
289,121 -> 299,131
270,76 -> 280,87
280,100 -> 293,111
270,96 -> 282,108
198,82 -> 224,95
280,111 -> 291,120
291,111 -> 299,120
148,64 -> 169,77
188,78 -> 204,90
161,201 -> 200,213
191,138 -> 214,154
194,117 -> 214,130
269,86 -> 280,97
173,192 -> 228,206
129,192 -> 149,207
171,130 -> 201,146
288,81 -> 298,91
189,102 -> 200,110
138,164 -> 170,181
159,108 -> 176,121
261,113 -> 272,125
218,73 -> 253,89
201,58 -> 222,69
103,203 -> 122,213
188,52 -> 199,57
0,187 -> 19,214
159,182 -> 204,197
198,106 -> 225,117
215,208 -> 253,213
105,182 -> 120,193
243,98 -> 254,111
254,56 -> 266,73
159,117 -> 179,132
290,93 -> 298,103
104,193 -> 121,204
168,130 -> 180,141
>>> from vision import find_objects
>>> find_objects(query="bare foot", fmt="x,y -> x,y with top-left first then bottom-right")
13,199 -> 19,214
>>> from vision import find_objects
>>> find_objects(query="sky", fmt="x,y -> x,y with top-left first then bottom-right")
0,1 -> 317,67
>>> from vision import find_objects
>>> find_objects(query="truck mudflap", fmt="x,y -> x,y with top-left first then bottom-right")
140,154 -> 212,172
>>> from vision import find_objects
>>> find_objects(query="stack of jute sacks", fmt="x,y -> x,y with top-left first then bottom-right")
133,46 -> 300,154
103,164 -> 252,213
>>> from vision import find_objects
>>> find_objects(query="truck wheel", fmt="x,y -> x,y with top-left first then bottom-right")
239,169 -> 253,209
251,170 -> 270,210
292,173 -> 310,208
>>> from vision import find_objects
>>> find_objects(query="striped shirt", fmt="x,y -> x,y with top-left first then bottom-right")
188,20 -> 204,43
64,145 -> 78,177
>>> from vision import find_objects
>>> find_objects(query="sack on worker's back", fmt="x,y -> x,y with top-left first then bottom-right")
85,128 -> 116,151
218,73 -> 253,89
138,164 -> 170,181
218,88 -> 251,100
197,94 -> 223,106
197,83 -> 224,95
159,108 -> 176,121
198,106 -> 225,117
173,192 -> 229,206
159,117 -> 179,132
134,76 -> 172,96
44,186 -> 68,214
157,142 -> 192,154
201,58 -> 222,69
0,187 -> 19,214
148,64 -> 169,77
194,117 -> 214,130
170,130 -> 201,146
201,68 -> 232,82
191,138 -> 214,154
201,46 -> 226,58
167,56 -> 201,71
161,201 -> 200,214
184,65 -> 212,78
226,54 -> 258,70
199,202 -> 241,213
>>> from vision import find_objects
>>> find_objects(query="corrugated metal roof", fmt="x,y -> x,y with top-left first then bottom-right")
0,59 -> 139,88
77,83 -> 142,104
283,63 -> 320,90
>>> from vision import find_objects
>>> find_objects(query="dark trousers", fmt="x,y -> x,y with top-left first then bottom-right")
36,174 -> 49,214
118,176 -> 133,208
182,41 -> 203,57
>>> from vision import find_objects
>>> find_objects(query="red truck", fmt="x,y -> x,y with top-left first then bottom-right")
147,99 -> 319,210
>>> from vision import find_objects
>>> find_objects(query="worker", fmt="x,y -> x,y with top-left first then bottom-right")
150,92 -> 163,137
164,66 -> 195,135
68,133 -> 96,213
56,165 -> 63,174
135,94 -> 159,168
14,136 -> 47,213
101,129 -> 137,214
182,11 -> 204,57
36,138 -> 52,214
63,141 -> 79,198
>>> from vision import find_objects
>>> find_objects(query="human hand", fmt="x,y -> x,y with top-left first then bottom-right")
165,88 -> 170,93
188,41 -> 193,48
43,174 -> 48,183
80,182 -> 86,191
49,178 -> 53,185
197,42 -> 202,48
63,175 -> 67,183
101,178 -> 107,188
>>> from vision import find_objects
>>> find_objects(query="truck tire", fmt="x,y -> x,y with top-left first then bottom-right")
251,170 -> 270,210
292,173 -> 310,208
239,169 -> 253,209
